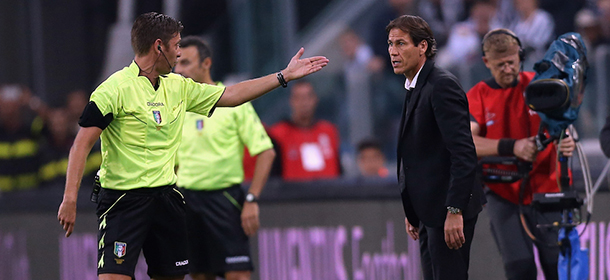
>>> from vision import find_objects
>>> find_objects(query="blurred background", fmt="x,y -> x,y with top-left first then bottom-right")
2,0 -> 610,279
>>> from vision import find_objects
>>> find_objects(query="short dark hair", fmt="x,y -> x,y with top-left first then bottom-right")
357,138 -> 383,154
179,36 -> 213,63
385,15 -> 437,59
131,12 -> 184,56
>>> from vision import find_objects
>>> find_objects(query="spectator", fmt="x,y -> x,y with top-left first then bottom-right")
510,0 -> 555,66
0,84 -> 44,191
339,29 -> 374,147
39,108 -> 73,185
269,81 -> 341,181
340,29 -> 378,72
418,0 -> 467,48
65,89 -> 89,135
437,0 -> 497,69
599,0 -> 610,40
575,8 -> 608,51
538,0 -> 585,37
492,0 -> 519,30
356,139 -> 389,178
39,107 -> 101,186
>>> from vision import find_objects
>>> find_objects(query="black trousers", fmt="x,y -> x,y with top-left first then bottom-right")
486,191 -> 559,280
419,215 -> 478,280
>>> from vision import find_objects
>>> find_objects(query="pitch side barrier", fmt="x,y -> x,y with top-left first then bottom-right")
1,173 -> 610,279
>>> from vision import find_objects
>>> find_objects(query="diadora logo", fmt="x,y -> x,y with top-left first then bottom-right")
147,102 -> 165,107
175,260 -> 189,266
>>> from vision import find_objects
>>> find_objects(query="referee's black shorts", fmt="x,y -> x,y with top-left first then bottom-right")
96,185 -> 189,279
181,184 -> 254,275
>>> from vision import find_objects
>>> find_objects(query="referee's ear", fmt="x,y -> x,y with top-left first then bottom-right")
202,57 -> 212,71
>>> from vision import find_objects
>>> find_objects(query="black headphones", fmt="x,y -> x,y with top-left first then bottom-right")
481,29 -> 524,62
158,44 -> 162,52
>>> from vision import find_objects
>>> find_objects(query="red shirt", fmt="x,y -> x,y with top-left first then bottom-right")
242,123 -> 270,182
242,147 -> 256,182
467,72 -> 561,204
269,120 -> 340,181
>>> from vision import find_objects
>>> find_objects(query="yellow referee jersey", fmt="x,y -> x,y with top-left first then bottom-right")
91,61 -> 224,190
177,82 -> 272,191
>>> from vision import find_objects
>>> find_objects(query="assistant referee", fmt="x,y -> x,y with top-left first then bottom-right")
174,36 -> 275,280
57,12 -> 328,280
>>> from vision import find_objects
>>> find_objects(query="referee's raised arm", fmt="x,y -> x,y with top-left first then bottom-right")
217,47 -> 328,107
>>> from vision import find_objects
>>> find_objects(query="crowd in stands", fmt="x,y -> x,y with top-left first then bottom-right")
4,0 -> 610,191
0,85 -> 101,192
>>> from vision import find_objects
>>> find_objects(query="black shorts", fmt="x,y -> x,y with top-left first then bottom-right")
181,184 -> 253,274
96,185 -> 189,279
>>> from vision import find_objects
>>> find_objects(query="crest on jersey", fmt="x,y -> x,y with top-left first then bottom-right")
153,110 -> 162,124
196,119 -> 204,130
114,242 -> 127,258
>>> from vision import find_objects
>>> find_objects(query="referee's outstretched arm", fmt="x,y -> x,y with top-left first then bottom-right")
217,48 -> 328,107
58,126 -> 102,237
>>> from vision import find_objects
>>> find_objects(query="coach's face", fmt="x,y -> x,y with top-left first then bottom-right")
388,28 -> 427,79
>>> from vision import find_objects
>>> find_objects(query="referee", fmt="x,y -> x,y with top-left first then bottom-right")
57,12 -> 328,280
174,36 -> 275,280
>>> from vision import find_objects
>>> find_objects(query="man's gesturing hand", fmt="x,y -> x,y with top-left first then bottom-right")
281,48 -> 329,82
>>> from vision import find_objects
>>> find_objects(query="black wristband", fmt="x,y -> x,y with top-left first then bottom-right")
498,138 -> 516,156
277,72 -> 288,88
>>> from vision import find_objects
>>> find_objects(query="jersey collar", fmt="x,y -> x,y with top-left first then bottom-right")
128,61 -> 141,77
484,75 -> 520,89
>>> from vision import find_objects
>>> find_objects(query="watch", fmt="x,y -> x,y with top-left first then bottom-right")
245,193 -> 258,203
447,206 -> 461,214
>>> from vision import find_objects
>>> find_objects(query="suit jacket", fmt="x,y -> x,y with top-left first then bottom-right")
397,60 -> 484,228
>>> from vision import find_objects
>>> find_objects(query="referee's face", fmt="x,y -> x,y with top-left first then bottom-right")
387,28 -> 426,79
158,33 -> 182,75
175,46 -> 205,82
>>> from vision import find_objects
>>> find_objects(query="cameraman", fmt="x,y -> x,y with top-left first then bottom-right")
466,28 -> 575,280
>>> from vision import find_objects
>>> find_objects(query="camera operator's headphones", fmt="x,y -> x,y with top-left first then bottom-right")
481,29 -> 525,63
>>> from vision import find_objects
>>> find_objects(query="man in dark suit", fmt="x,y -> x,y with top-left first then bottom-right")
387,15 -> 484,280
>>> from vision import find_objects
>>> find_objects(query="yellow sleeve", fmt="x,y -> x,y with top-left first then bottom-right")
90,83 -> 118,116
236,102 -> 273,156
183,77 -> 225,117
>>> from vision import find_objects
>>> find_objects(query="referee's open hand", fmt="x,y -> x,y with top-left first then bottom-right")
58,200 -> 77,237
241,202 -> 260,236
281,47 -> 329,82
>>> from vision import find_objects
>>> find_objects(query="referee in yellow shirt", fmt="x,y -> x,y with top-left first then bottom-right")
174,36 -> 275,280
57,12 -> 327,280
